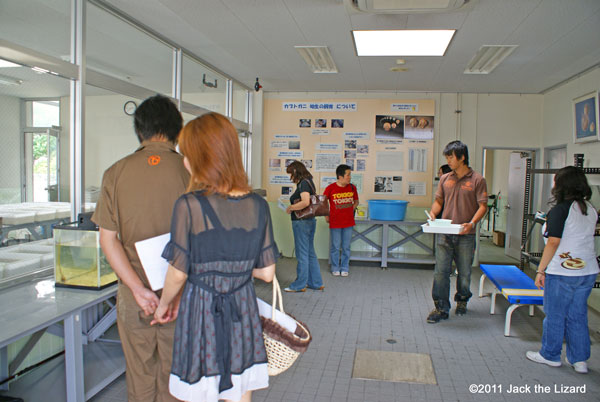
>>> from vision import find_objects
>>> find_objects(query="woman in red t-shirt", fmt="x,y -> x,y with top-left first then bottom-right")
323,164 -> 359,277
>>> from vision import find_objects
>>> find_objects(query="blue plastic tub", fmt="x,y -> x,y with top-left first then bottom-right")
368,200 -> 409,221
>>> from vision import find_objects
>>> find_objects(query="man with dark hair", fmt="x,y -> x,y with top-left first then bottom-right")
92,94 -> 190,401
427,140 -> 488,323
324,164 -> 359,277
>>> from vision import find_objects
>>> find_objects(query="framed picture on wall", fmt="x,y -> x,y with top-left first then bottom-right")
573,91 -> 599,143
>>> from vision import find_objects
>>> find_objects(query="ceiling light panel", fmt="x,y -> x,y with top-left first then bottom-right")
464,45 -> 518,74
352,30 -> 456,56
295,46 -> 338,73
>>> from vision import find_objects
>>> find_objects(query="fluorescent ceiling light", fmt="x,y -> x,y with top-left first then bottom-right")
464,45 -> 518,74
295,46 -> 338,73
0,73 -> 23,86
353,30 -> 455,56
348,0 -> 471,13
0,59 -> 20,68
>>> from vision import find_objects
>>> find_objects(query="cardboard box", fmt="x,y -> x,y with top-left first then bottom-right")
493,231 -> 505,247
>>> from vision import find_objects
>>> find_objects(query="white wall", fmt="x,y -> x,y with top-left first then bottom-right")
542,67 -> 600,169
0,95 -> 21,203
85,94 -> 141,189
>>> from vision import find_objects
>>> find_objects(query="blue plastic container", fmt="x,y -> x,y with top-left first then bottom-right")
368,200 -> 409,221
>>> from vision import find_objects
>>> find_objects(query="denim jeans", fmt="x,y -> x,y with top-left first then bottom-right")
432,234 -> 476,312
540,273 -> 597,363
330,226 -> 353,273
290,219 -> 323,290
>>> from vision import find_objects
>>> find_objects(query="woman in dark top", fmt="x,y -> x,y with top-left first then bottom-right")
153,113 -> 278,402
284,161 -> 324,292
526,166 -> 599,374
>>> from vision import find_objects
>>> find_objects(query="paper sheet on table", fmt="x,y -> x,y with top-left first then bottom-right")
134,233 -> 170,291
256,298 -> 298,333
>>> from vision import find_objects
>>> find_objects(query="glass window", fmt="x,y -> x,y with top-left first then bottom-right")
84,85 -> 143,193
0,0 -> 71,60
232,83 -> 249,123
87,3 -> 174,96
0,62 -> 70,287
182,55 -> 226,115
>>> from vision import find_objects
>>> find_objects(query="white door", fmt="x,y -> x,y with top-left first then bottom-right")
505,152 -> 530,260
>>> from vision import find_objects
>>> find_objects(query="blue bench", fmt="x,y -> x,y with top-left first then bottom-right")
478,264 -> 544,336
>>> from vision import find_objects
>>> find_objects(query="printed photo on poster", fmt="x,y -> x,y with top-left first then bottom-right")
315,119 -> 327,128
315,153 -> 342,172
331,119 -> 344,128
269,158 -> 281,171
345,140 -> 357,149
375,115 -> 404,140
573,92 -> 599,143
356,159 -> 366,171
281,186 -> 293,198
374,176 -> 402,194
270,140 -> 288,148
301,159 -> 313,169
346,159 -> 354,171
299,119 -> 311,128
344,150 -> 356,159
405,115 -> 434,140
357,144 -> 369,154
408,149 -> 427,172
285,159 -> 296,167
288,140 -> 301,149
408,182 -> 427,196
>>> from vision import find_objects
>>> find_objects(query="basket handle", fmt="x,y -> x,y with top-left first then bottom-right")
271,275 -> 285,321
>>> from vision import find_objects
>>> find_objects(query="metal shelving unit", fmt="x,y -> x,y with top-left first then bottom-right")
519,154 -> 600,288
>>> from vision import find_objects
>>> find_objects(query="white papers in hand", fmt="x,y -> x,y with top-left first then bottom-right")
256,298 -> 297,333
134,233 -> 170,291
277,197 -> 288,212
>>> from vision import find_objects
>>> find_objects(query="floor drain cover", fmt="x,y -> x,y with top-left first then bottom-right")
352,349 -> 437,384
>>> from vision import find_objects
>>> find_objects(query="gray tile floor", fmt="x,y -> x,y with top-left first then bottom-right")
90,257 -> 600,402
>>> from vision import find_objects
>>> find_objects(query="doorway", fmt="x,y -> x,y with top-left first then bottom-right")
24,128 -> 60,202
481,147 -> 538,263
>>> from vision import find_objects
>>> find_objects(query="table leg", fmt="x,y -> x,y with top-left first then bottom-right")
381,223 -> 389,268
64,312 -> 84,402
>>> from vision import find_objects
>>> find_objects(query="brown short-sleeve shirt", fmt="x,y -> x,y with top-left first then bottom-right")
435,168 -> 487,234
92,140 -> 190,289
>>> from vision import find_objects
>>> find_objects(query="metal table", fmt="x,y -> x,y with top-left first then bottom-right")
350,219 -> 435,268
0,279 -> 122,402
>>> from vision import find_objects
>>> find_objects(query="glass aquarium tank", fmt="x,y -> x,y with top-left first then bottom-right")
53,214 -> 117,289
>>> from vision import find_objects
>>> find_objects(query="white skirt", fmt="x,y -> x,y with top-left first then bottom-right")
169,363 -> 269,402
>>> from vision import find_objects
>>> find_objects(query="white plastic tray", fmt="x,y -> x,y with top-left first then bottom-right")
421,223 -> 463,234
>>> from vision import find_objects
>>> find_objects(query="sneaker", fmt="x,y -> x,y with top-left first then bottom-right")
426,308 -> 449,323
284,287 -> 306,293
341,271 -> 349,277
332,271 -> 341,276
455,301 -> 467,316
566,357 -> 588,374
525,351 -> 561,367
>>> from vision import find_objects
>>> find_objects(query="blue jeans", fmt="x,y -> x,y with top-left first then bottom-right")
290,219 -> 323,290
432,234 -> 476,312
540,273 -> 597,363
330,226 -> 353,273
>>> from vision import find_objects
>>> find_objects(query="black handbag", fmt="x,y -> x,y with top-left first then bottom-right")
293,180 -> 329,219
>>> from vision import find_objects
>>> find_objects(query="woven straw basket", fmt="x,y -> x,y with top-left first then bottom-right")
262,276 -> 311,376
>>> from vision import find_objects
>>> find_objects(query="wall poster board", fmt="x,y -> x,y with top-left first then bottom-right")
263,98 -> 436,207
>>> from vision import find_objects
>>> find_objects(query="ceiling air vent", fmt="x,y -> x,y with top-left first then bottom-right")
295,46 -> 338,74
464,45 -> 518,74
346,0 -> 473,14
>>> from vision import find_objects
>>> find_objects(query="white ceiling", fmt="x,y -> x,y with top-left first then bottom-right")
102,0 -> 600,94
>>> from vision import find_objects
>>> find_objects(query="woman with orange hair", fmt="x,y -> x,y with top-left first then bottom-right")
153,113 -> 278,402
